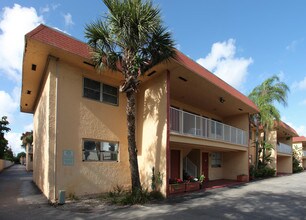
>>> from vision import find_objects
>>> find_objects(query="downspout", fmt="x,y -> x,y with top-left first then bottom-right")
53,57 -> 59,202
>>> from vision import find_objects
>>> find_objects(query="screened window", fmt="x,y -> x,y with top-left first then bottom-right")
83,140 -> 119,162
83,77 -> 118,105
211,152 -> 222,168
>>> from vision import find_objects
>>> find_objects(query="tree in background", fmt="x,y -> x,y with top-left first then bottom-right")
0,116 -> 11,159
16,152 -> 26,164
85,0 -> 176,193
249,75 -> 289,170
21,131 -> 33,149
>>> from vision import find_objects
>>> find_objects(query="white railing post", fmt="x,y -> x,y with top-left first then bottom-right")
193,115 -> 197,136
179,110 -> 183,134
222,124 -> 224,141
169,108 -> 248,147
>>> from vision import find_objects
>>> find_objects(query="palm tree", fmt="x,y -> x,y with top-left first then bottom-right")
249,75 -> 289,168
85,0 -> 176,193
20,131 -> 33,149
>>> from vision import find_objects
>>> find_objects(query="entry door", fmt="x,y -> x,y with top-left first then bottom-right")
202,152 -> 209,181
170,150 -> 180,179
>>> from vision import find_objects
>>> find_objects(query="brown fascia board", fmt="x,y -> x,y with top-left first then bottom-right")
276,121 -> 299,137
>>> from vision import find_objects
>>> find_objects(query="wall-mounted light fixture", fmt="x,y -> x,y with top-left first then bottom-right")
219,97 -> 225,103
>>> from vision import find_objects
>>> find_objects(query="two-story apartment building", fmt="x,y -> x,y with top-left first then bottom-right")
250,121 -> 298,174
21,24 -> 259,202
292,136 -> 306,169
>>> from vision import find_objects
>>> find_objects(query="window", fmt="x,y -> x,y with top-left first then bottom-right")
83,77 -> 118,105
211,152 -> 222,168
83,140 -> 119,162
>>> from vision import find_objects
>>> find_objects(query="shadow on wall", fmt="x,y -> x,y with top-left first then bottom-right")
138,74 -> 167,190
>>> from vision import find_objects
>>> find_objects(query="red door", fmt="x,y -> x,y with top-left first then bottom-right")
202,152 -> 209,181
170,150 -> 180,179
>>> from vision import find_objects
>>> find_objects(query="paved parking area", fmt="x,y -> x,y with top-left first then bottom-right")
1,165 -> 306,219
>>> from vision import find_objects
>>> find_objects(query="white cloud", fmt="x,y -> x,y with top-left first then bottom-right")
197,39 -> 253,89
24,122 -> 33,131
292,76 -> 306,90
299,99 -> 306,106
0,4 -> 44,82
286,40 -> 298,51
40,3 -> 60,14
40,6 -> 50,14
281,116 -> 306,137
63,13 -> 74,26
0,90 -> 19,121
5,132 -> 23,155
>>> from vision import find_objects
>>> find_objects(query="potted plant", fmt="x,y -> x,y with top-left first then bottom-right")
237,174 -> 248,182
185,176 -> 200,192
169,178 -> 185,194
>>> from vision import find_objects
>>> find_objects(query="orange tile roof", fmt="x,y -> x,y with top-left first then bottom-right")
26,24 -> 258,113
276,121 -> 299,137
293,136 -> 306,143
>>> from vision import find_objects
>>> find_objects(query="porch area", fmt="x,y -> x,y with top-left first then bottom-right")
169,142 -> 249,195
277,143 -> 293,174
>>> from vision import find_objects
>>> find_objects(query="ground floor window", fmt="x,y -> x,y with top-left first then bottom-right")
211,152 -> 222,167
82,139 -> 119,162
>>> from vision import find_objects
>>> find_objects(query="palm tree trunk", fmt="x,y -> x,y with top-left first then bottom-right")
255,121 -> 259,170
126,90 -> 141,193
262,130 -> 267,165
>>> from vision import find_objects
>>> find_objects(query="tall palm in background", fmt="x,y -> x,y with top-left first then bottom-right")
85,0 -> 176,193
249,75 -> 289,168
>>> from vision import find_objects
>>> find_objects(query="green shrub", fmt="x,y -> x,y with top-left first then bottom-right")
292,152 -> 304,173
104,186 -> 164,205
255,167 -> 276,178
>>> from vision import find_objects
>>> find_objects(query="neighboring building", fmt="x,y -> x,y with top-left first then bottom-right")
292,136 -> 306,169
250,121 -> 298,174
26,143 -> 33,171
21,24 -> 258,202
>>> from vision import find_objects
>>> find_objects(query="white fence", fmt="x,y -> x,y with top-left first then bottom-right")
277,143 -> 292,155
170,107 -> 248,146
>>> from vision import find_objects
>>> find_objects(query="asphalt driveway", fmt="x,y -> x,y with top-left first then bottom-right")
1,165 -> 306,219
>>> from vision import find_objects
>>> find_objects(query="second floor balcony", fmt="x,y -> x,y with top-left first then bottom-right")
277,143 -> 292,155
170,107 -> 248,147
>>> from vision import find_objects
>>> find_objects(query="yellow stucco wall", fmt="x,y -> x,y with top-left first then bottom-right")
223,151 -> 248,179
224,113 -> 249,132
0,159 -> 14,172
54,60 -> 131,198
26,143 -> 33,171
170,100 -> 222,122
33,58 -> 57,201
137,72 -> 168,195
277,156 -> 292,173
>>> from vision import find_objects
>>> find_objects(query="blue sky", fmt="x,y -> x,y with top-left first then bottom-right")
0,1 -> 306,154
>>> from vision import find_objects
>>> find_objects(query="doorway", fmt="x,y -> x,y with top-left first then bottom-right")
170,150 -> 180,179
202,152 -> 209,181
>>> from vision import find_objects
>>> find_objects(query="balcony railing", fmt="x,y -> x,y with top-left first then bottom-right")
277,143 -> 292,155
170,107 -> 248,146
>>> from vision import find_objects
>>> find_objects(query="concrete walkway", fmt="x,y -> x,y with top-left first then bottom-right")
1,165 -> 306,219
